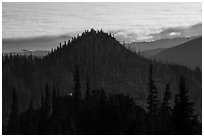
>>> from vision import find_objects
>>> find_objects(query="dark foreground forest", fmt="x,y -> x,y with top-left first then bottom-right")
2,29 -> 202,135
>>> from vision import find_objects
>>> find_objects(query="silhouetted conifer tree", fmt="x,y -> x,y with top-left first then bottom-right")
146,64 -> 159,134
85,76 -> 90,103
51,86 -> 62,134
159,83 -> 172,134
7,87 -> 19,135
99,88 -> 107,104
41,93 -> 45,108
52,86 -> 58,117
39,92 -> 46,134
45,83 -> 51,118
73,65 -> 81,101
161,83 -> 171,110
147,64 -> 159,115
173,76 -> 198,134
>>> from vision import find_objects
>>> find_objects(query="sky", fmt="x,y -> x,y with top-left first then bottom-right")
2,2 -> 202,51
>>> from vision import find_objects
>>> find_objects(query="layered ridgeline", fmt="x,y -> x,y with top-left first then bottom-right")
152,37 -> 202,69
3,29 -> 202,126
125,37 -> 196,55
125,36 -> 201,70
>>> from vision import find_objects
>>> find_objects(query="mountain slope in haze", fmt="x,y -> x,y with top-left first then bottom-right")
2,35 -> 71,52
125,36 -> 198,53
140,48 -> 165,57
152,37 -> 202,69
3,50 -> 50,57
3,29 -> 202,125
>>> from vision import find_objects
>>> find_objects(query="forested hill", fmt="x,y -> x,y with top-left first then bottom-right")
3,29 -> 202,126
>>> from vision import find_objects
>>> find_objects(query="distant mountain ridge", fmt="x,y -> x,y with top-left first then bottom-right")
3,50 -> 50,57
152,37 -> 202,69
140,48 -> 165,57
125,36 -> 199,53
2,34 -> 71,52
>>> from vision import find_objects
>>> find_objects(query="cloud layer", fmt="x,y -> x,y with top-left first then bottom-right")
111,23 -> 202,42
150,23 -> 202,40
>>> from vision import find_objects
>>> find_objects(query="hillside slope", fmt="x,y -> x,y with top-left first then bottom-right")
152,37 -> 202,69
141,48 -> 165,57
3,30 -> 202,125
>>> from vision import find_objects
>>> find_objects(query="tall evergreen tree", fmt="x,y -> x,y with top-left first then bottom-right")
41,92 -> 45,108
85,76 -> 90,103
39,92 -> 46,134
52,86 -> 58,117
147,64 -> 159,115
99,88 -> 107,104
173,76 -> 198,134
7,87 -> 19,135
45,83 -> 51,118
73,65 -> 81,101
160,83 -> 172,134
146,64 -> 159,134
51,86 -> 62,134
161,83 -> 171,111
